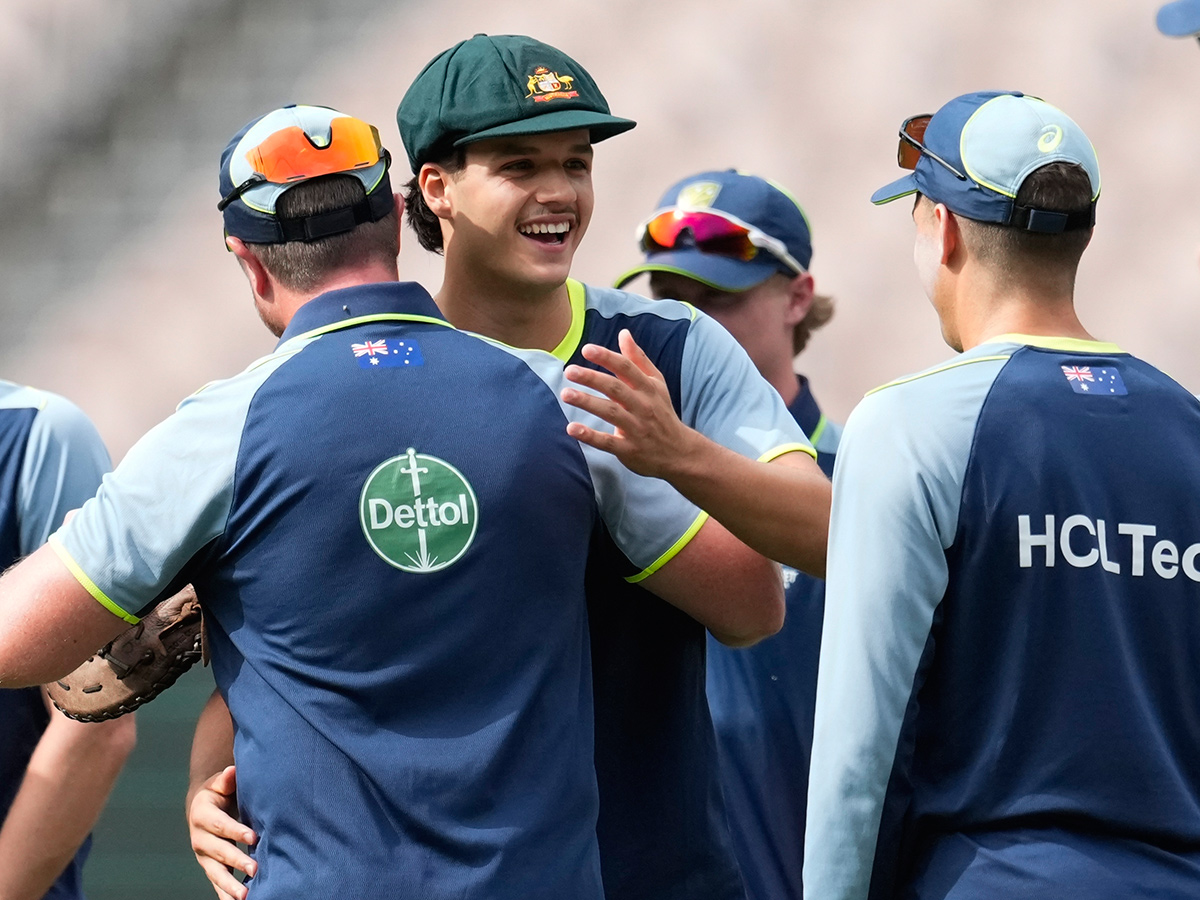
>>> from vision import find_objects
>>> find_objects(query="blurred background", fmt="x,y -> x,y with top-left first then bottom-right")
1,0 -> 1196,895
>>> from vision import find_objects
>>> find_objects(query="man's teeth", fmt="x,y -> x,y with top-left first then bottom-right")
519,222 -> 571,235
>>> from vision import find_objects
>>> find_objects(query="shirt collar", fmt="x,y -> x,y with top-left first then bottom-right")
787,375 -> 823,437
278,281 -> 446,345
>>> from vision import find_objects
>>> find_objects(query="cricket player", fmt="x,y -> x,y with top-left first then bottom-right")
188,35 -> 831,900
617,168 -> 840,900
397,36 -> 830,900
0,103 -> 782,900
805,90 -> 1200,900
0,387 -> 135,900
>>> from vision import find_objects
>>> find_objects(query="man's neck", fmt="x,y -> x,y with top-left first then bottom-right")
765,367 -> 801,407
269,263 -> 400,335
435,266 -> 573,353
952,271 -> 1093,352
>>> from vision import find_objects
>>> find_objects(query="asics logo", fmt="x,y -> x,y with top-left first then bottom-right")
1038,125 -> 1064,153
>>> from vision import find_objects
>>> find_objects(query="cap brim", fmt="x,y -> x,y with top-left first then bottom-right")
870,173 -> 920,206
1158,0 -> 1200,35
454,110 -> 637,148
614,250 -> 779,292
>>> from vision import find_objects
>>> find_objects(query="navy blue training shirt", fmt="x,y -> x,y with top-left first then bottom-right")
0,384 -> 110,900
807,335 -> 1200,900
564,282 -> 815,900
52,282 -> 706,900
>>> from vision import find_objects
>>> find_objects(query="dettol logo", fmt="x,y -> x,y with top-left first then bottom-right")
360,448 -> 478,572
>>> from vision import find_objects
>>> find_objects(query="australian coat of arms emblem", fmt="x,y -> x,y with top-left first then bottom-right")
525,66 -> 578,102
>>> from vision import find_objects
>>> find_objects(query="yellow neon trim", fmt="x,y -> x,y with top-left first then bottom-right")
48,537 -> 140,625
872,186 -> 917,206
760,442 -> 817,462
763,174 -> 815,241
550,280 -> 588,362
984,333 -> 1123,354
627,511 -> 710,584
292,312 -> 453,343
613,263 -> 766,294
808,414 -> 828,447
867,355 -> 1012,396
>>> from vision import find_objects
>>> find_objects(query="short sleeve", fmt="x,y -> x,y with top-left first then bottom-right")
680,312 -> 814,461
486,340 -> 706,579
49,353 -> 293,623
17,393 -> 111,556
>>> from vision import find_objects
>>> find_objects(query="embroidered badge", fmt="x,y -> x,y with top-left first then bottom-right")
676,181 -> 721,209
525,66 -> 578,103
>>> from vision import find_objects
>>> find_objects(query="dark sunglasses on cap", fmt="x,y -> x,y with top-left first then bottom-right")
638,208 -> 805,275
897,114 -> 967,181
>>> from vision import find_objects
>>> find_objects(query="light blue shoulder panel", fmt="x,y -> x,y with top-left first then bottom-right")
680,312 -> 814,460
49,343 -> 309,621
577,285 -> 812,459
485,340 -> 703,577
803,345 -> 1012,900
0,382 -> 112,556
581,283 -> 695,323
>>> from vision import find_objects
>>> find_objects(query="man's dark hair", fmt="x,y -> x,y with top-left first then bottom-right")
248,174 -> 398,292
403,149 -> 466,254
958,162 -> 1095,281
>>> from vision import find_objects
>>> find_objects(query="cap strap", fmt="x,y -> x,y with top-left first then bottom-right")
276,188 -> 394,243
1008,202 -> 1096,234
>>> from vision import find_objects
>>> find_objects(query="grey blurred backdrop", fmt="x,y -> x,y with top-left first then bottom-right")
1,0 -> 1197,896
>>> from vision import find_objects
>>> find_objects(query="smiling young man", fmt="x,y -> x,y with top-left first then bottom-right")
806,91 -> 1200,900
396,35 -> 831,900
186,37 -> 829,899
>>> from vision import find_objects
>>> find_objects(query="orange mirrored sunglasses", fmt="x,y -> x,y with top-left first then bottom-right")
897,114 -> 967,181
247,118 -> 383,184
218,117 -> 388,211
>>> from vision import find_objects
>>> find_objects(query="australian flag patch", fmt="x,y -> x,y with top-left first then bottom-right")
351,339 -> 424,369
1061,364 -> 1127,396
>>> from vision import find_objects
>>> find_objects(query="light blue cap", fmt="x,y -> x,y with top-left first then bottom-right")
1158,0 -> 1200,36
871,91 -> 1100,232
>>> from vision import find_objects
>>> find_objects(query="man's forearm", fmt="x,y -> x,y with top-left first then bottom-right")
188,689 -> 236,810
0,703 -> 136,900
659,432 -> 830,576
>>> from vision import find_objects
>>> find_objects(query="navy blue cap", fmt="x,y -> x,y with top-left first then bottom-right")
614,170 -> 812,292
1158,0 -> 1200,35
871,91 -> 1100,230
220,105 -> 394,244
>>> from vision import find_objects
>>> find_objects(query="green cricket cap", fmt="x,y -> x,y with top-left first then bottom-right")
397,33 -> 636,171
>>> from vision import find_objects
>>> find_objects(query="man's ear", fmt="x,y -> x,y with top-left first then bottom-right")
784,272 -> 816,327
419,163 -> 452,219
933,203 -> 961,267
226,236 -> 271,301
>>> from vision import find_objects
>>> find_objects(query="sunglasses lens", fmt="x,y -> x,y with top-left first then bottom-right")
247,118 -> 383,184
642,211 -> 758,261
897,115 -> 932,170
